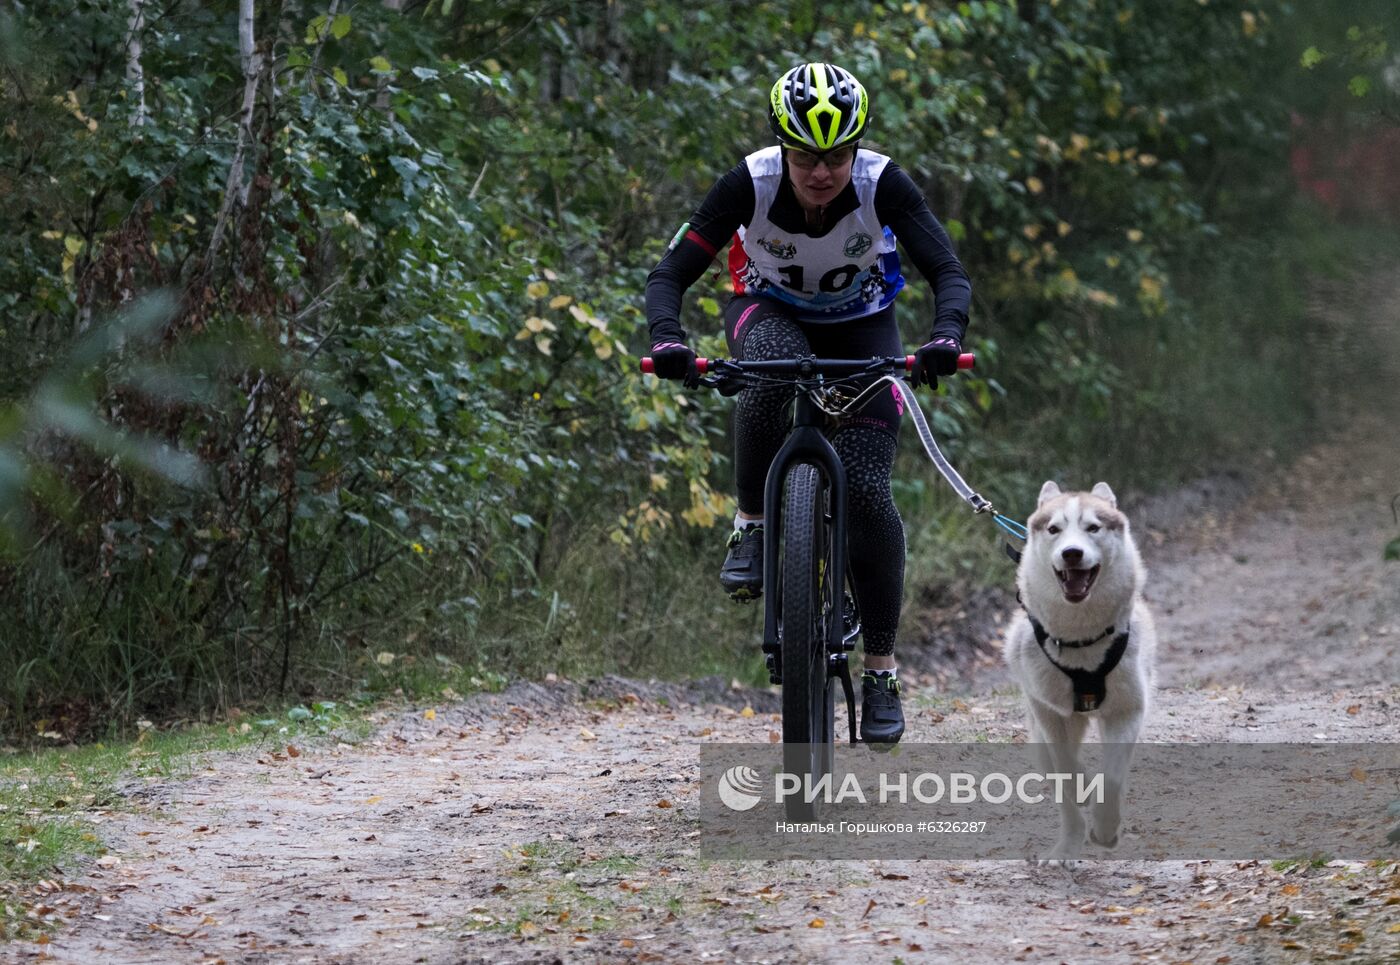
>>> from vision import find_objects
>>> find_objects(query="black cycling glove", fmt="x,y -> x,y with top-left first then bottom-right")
911,337 -> 961,390
649,341 -> 699,388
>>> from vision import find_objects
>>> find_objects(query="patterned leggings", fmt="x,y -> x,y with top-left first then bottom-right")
724,296 -> 906,658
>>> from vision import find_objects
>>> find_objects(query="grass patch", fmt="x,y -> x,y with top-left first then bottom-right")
480,848 -> 693,943
1270,854 -> 1334,873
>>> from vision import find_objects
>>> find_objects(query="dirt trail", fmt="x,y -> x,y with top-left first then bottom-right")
15,286 -> 1400,963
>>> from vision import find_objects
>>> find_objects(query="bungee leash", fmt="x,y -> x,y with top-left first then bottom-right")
832,376 -> 1029,551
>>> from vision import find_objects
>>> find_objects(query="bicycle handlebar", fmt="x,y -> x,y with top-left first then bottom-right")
640,353 -> 975,377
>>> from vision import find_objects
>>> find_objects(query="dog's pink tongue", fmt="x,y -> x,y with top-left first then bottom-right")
1062,569 -> 1094,597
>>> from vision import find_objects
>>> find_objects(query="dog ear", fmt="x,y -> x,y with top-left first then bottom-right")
1091,482 -> 1117,507
1037,481 -> 1062,506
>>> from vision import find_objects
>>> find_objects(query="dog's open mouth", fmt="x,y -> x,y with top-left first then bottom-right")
1055,565 -> 1100,603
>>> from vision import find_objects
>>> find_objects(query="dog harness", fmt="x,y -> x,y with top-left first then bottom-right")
1027,614 -> 1131,713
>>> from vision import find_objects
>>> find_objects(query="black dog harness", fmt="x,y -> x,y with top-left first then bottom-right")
1027,614 -> 1131,713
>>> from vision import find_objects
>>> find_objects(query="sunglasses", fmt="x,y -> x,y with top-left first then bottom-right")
784,143 -> 857,171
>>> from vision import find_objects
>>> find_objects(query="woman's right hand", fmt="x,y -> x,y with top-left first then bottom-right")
648,341 -> 699,386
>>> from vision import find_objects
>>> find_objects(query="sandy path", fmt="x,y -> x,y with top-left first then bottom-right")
14,279 -> 1400,964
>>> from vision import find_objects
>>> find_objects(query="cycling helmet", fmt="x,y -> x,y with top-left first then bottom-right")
768,62 -> 869,152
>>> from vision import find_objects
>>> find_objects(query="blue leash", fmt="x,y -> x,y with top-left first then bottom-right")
992,513 -> 1028,541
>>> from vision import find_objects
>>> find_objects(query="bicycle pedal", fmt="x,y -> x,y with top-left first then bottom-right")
728,587 -> 762,603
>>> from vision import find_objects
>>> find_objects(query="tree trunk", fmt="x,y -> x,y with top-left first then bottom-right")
126,0 -> 147,128
205,0 -> 262,268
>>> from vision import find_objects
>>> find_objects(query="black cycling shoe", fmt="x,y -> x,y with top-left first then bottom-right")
719,525 -> 763,602
860,672 -> 905,747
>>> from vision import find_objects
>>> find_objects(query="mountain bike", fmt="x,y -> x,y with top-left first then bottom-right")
641,352 -> 974,819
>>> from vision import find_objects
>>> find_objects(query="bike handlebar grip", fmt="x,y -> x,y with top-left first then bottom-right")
639,357 -> 711,376
905,354 -> 976,372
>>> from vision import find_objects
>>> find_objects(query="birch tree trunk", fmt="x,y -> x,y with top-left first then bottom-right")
205,0 -> 262,269
126,0 -> 147,128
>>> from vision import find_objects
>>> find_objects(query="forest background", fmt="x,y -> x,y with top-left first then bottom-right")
1,0 -> 1397,742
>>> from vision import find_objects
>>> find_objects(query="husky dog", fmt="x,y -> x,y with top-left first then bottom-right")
1003,481 -> 1157,867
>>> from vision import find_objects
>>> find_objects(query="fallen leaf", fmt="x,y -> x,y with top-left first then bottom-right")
880,872 -> 909,881
424,709 -> 437,721
1350,767 -> 1368,782
1256,913 -> 1273,928
740,706 -> 755,718
1388,923 -> 1400,934
518,920 -> 540,938
861,899 -> 877,920
364,795 -> 383,805
286,745 -> 300,758
1124,884 -> 1145,896
656,799 -> 672,809
578,727 -> 597,741
1347,705 -> 1361,715
809,918 -> 825,928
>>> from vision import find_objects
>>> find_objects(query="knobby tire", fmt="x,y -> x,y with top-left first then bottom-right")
780,462 -> 836,820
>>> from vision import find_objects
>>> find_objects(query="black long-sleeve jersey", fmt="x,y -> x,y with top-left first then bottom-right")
645,150 -> 971,346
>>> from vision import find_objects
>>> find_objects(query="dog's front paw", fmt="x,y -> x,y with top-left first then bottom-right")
1037,836 -> 1083,870
1089,804 -> 1121,849
1088,824 -> 1120,849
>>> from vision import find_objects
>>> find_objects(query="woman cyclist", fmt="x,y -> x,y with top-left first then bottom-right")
644,62 -> 972,745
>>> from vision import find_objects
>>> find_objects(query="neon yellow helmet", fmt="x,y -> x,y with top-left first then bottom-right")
769,63 -> 869,152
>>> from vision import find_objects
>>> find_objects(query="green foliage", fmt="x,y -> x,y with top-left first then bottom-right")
0,0 -> 1392,738
1291,3 -> 1398,118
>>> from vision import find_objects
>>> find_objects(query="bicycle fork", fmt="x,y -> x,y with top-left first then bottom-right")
760,391 -> 861,744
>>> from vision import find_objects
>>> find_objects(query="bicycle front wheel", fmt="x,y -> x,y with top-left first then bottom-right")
780,462 -> 837,820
